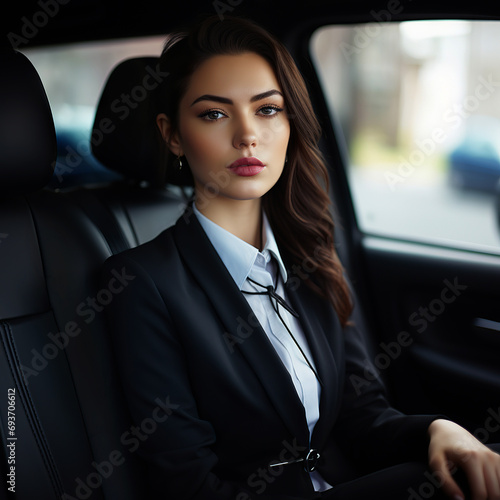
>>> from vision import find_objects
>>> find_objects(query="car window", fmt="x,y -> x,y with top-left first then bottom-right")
22,36 -> 165,187
311,20 -> 500,255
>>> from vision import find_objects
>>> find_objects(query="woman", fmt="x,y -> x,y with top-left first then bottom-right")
102,15 -> 500,500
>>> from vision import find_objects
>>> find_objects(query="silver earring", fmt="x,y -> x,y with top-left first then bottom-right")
177,156 -> 183,170
285,155 -> 288,164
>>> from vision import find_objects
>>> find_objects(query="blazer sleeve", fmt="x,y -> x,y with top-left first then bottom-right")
101,252 -> 304,500
333,300 -> 439,472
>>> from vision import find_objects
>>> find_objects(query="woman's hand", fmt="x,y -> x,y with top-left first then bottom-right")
428,419 -> 500,500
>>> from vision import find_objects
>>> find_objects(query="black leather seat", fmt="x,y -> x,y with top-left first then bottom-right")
0,49 -> 142,500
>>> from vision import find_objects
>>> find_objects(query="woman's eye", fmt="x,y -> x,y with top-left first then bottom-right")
200,110 -> 226,121
258,106 -> 283,117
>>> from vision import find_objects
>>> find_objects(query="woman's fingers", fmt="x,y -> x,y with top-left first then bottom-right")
428,453 -> 464,500
460,453 -> 487,500
428,420 -> 500,500
451,446 -> 500,500
483,459 -> 500,499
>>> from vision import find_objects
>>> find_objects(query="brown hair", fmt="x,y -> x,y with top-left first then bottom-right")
157,15 -> 353,326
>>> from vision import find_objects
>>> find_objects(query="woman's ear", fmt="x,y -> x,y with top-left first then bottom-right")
156,113 -> 183,157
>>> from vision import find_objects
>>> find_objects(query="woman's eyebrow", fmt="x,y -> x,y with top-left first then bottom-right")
190,89 -> 283,106
250,89 -> 283,102
191,94 -> 232,106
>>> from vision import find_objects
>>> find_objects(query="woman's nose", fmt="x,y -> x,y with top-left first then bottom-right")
233,117 -> 258,150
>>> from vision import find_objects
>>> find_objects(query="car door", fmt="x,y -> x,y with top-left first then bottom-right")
303,17 -> 500,444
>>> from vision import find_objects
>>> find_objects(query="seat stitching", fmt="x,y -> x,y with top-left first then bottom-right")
0,321 -> 65,497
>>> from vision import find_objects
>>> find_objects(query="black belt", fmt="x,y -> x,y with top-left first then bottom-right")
269,448 -> 320,473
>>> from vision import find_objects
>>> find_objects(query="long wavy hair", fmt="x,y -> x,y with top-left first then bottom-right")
156,15 -> 353,326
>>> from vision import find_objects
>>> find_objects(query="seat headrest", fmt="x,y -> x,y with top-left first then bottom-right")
92,57 -> 169,186
0,51 -> 56,197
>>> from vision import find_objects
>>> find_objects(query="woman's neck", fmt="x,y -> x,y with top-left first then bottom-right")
196,198 -> 263,249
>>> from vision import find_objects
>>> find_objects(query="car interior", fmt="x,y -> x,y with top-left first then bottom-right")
2,1 -> 500,499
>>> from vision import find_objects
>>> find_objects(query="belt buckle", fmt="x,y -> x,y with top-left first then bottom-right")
303,448 -> 320,473
269,448 -> 320,472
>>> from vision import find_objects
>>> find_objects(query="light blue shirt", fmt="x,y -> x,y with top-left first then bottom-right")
193,204 -> 332,492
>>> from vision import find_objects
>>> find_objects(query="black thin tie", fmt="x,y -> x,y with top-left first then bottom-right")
246,277 -> 299,319
243,268 -> 323,387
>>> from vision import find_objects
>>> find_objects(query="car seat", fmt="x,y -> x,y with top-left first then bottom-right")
65,56 -> 191,253
0,48 -> 142,500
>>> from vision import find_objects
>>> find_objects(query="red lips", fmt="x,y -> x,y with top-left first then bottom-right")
227,157 -> 265,177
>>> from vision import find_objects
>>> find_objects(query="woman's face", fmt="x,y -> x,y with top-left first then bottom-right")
163,52 -> 290,208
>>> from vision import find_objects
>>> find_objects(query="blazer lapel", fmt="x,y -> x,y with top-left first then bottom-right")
172,210 -> 310,446
286,281 -> 340,447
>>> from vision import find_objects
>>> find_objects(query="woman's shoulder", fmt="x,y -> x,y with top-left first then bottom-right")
102,221 -> 180,278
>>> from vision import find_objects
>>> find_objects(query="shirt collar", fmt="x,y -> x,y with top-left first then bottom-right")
193,203 -> 288,290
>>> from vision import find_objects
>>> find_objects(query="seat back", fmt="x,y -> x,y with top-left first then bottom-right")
76,56 -> 189,250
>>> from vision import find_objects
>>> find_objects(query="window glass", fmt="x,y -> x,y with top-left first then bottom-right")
311,21 -> 500,254
22,37 -> 165,186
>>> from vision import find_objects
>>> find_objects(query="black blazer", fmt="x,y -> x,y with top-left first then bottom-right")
102,208 -> 435,500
